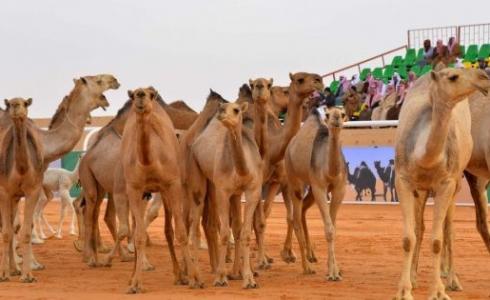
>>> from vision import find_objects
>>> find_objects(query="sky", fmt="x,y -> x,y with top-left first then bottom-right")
1,0 -> 489,118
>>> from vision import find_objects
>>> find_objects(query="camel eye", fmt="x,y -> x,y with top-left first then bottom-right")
448,75 -> 459,82
97,80 -> 103,85
341,113 -> 346,118
149,93 -> 155,99
298,78 -> 305,84
233,108 -> 240,114
267,83 -> 272,89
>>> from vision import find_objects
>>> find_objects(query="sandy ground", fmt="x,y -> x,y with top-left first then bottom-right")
1,201 -> 489,300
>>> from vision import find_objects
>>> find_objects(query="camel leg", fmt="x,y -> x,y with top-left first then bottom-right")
189,196 -> 204,252
427,180 -> 456,300
202,188 -> 219,273
19,187 -> 41,283
443,201 -> 462,291
264,182 -> 280,219
0,193 -> 16,281
311,184 -> 341,281
228,195 -> 242,279
240,188 -> 260,289
464,171 -> 490,252
126,187 -> 147,294
253,200 -> 271,270
104,191 -> 133,266
32,191 -> 47,244
83,188 -> 103,267
280,186 -> 296,263
213,189 -> 231,287
73,195 -> 85,252
393,177 -> 417,300
162,197 -> 186,285
55,188 -> 71,239
165,182 -> 202,289
290,182 -> 314,275
410,191 -> 428,288
42,189 -> 55,236
302,190 -> 317,263
145,194 -> 162,246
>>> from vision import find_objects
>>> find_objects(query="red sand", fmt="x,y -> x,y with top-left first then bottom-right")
1,202 -> 489,299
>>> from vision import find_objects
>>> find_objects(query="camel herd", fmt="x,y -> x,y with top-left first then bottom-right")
0,69 -> 489,299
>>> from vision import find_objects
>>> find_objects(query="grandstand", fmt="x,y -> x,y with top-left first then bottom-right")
323,23 -> 490,95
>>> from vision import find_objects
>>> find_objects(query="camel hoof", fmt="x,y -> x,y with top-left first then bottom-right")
54,234 -> 62,239
87,258 -> 101,268
32,263 -> 45,271
102,260 -> 112,268
127,243 -> 135,253
213,276 -> 229,287
174,277 -> 189,286
225,256 -> 233,264
326,274 -> 342,281
266,255 -> 274,264
0,276 -> 10,282
20,275 -> 37,283
303,267 -> 316,275
31,237 -> 45,245
188,279 -> 205,289
97,245 -> 111,254
10,269 -> 21,276
445,275 -> 463,292
126,286 -> 145,294
257,260 -> 271,270
307,253 -> 318,263
73,240 -> 83,252
280,249 -> 296,264
143,263 -> 155,272
69,230 -> 77,236
242,277 -> 258,289
392,288 -> 414,300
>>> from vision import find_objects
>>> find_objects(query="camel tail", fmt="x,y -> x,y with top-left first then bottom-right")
464,171 -> 490,253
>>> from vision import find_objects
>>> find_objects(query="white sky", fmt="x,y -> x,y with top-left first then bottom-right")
1,0 -> 489,118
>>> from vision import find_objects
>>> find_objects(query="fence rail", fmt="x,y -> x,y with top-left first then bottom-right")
407,23 -> 490,49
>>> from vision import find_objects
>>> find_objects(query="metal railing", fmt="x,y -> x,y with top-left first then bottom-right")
321,45 -> 407,83
407,23 -> 490,49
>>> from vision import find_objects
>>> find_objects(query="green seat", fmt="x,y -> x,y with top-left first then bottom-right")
398,66 -> 408,79
360,68 -> 371,81
383,65 -> 394,80
410,65 -> 421,76
465,44 -> 479,62
478,44 -> 490,59
391,55 -> 404,67
372,67 -> 383,80
330,80 -> 340,95
416,48 -> 425,62
420,64 -> 432,76
404,48 -> 416,66
459,45 -> 466,58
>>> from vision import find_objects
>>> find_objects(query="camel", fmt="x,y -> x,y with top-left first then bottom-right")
374,160 -> 397,202
168,100 -> 197,114
393,68 -> 490,300
162,99 -> 198,130
120,87 -> 202,293
32,158 -> 80,243
346,162 -> 376,201
0,97 -> 43,283
285,106 -> 347,280
269,86 -> 290,116
464,91 -> 490,253
188,100 -> 264,289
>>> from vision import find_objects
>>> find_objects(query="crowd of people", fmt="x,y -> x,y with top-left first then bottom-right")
318,37 -> 490,120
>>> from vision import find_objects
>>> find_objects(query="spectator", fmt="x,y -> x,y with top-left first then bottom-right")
351,74 -> 360,86
454,57 -> 464,69
364,79 -> 383,108
322,87 -> 336,108
432,39 -> 449,67
477,58 -> 488,70
419,39 -> 435,66
447,37 -> 461,62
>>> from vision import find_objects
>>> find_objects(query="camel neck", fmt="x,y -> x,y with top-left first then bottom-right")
326,127 -> 342,178
227,125 -> 249,176
13,118 -> 29,175
270,90 -> 303,164
254,102 -> 269,158
42,87 -> 93,163
417,89 -> 454,167
135,113 -> 152,166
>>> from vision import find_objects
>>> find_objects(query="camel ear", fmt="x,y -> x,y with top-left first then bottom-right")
4,99 -> 9,109
128,90 -> 134,99
240,102 -> 248,113
249,79 -> 254,89
26,98 -> 32,107
289,73 -> 294,81
430,71 -> 439,82
80,77 -> 87,85
268,78 -> 273,88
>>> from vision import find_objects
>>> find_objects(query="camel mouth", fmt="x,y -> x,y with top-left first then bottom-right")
473,83 -> 489,96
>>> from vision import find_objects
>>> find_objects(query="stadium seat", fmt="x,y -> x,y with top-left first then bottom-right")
459,45 -> 466,58
383,65 -> 394,80
478,44 -> 490,59
420,64 -> 432,75
360,68 -> 371,81
330,80 -> 340,95
372,67 -> 383,80
465,44 -> 479,62
416,48 -> 424,62
391,55 -> 404,67
410,65 -> 421,76
398,66 -> 408,79
404,48 -> 416,66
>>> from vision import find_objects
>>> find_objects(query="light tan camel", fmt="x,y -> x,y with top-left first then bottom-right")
168,100 -> 197,114
188,100 -> 263,289
0,98 -> 43,283
120,87 -> 202,293
464,91 -> 490,253
393,68 -> 490,300
285,106 -> 347,280
269,86 -> 289,116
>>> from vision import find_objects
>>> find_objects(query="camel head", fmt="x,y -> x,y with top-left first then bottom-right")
270,86 -> 289,113
430,68 -> 490,106
288,72 -> 324,103
325,107 -> 347,129
217,102 -> 248,130
128,87 -> 158,114
374,160 -> 381,168
343,88 -> 362,119
73,74 -> 120,111
249,78 -> 273,105
4,97 -> 32,120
